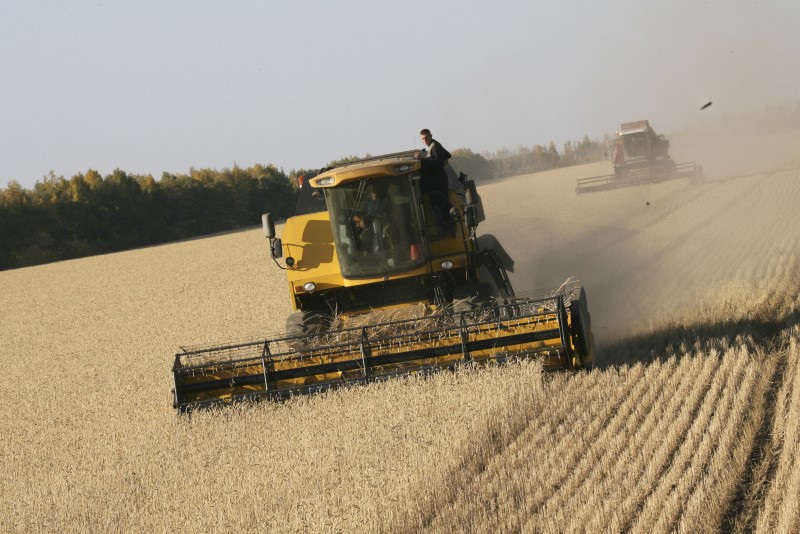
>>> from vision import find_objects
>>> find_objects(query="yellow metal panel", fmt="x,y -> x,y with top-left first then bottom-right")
282,213 -> 341,284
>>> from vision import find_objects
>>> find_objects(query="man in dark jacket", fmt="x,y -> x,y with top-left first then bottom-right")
416,128 -> 454,238
417,129 -> 451,193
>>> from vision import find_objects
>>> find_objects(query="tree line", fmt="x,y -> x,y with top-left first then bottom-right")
0,165 -> 295,270
0,135 -> 610,271
478,135 -> 611,179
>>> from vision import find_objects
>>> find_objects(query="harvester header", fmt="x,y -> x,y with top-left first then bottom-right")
172,286 -> 593,410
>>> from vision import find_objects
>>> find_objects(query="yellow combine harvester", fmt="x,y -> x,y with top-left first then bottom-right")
172,150 -> 594,411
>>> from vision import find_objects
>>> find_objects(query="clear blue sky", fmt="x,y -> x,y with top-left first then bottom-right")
1,0 -> 798,189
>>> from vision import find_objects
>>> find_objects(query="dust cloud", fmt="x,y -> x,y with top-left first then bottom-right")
476,121 -> 800,362
670,109 -> 800,179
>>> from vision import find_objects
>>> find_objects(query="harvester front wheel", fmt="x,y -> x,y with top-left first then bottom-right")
569,288 -> 595,369
285,311 -> 330,348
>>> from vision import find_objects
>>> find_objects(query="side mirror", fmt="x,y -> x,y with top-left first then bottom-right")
464,180 -> 479,206
271,238 -> 283,259
465,205 -> 477,229
262,213 -> 275,239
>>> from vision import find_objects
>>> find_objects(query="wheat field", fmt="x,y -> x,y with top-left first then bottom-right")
2,130 -> 800,533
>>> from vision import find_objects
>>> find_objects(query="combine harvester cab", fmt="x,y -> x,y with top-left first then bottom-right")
575,120 -> 704,194
173,151 -> 595,411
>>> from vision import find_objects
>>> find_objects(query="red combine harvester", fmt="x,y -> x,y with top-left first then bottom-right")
576,120 -> 703,194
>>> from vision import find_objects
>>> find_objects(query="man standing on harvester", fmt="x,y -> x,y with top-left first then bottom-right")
416,128 -> 454,238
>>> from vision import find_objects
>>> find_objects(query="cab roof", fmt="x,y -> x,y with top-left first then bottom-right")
311,150 -> 422,188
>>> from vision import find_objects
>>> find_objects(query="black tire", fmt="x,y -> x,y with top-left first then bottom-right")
285,311 -> 330,349
569,287 -> 595,368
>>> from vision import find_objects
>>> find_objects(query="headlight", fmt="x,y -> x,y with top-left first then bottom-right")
303,282 -> 317,292
315,177 -> 335,186
440,260 -> 453,270
394,164 -> 412,173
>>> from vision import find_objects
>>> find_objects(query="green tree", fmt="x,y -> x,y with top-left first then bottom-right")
450,148 -> 493,181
